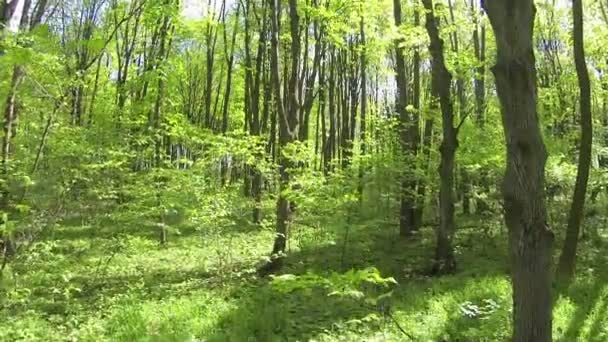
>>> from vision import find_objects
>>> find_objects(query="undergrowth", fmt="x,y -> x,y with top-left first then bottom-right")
1,207 -> 607,341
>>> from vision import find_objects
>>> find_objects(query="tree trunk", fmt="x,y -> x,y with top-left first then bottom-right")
483,1 -> 553,341
358,14 -> 367,204
204,3 -> 220,128
422,0 -> 457,274
557,0 -> 592,281
472,0 -> 486,126
151,15 -> 171,245
325,50 -> 337,174
0,67 -> 20,263
412,1 -> 427,229
393,0 -> 417,237
1,1 -> 26,274
260,0 -> 301,274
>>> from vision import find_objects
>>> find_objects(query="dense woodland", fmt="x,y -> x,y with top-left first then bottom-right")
1,0 -> 607,340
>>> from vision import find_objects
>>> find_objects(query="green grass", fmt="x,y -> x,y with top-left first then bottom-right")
1,212 -> 607,341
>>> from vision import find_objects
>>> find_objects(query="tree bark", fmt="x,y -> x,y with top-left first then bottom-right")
393,0 -> 418,237
483,1 -> 553,341
260,0 -> 301,274
422,0 -> 457,274
557,0 -> 592,281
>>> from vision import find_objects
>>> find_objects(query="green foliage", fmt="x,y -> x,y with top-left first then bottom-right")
2,0 -> 608,341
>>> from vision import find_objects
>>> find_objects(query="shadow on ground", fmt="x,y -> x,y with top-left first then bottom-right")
555,233 -> 608,341
204,217 -> 513,341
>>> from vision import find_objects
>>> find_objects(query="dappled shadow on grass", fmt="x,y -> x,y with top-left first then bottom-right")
555,238 -> 608,341
39,219 -> 202,242
3,264 -> 238,319
204,219 -> 512,341
1,214 -> 269,332
43,214 -> 264,243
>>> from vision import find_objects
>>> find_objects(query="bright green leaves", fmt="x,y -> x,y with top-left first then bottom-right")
271,267 -> 397,297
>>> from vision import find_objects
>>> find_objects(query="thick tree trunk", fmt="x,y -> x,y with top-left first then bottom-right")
557,0 -> 592,281
483,1 -> 553,341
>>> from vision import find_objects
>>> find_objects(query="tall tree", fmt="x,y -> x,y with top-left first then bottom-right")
471,0 -> 486,126
393,0 -> 418,237
358,13 -> 367,203
242,0 -> 268,223
557,0 -> 593,281
260,0 -> 301,273
483,1 -> 554,341
1,0 -> 34,274
422,0 -> 457,274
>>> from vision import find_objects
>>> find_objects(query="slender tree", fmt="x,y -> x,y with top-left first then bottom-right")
557,0 -> 593,281
422,0 -> 457,274
260,0 -> 301,273
393,0 -> 418,237
358,13 -> 367,203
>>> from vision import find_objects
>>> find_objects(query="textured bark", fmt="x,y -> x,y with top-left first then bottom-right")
422,0 -> 457,274
557,0 -> 592,281
483,1 -> 553,341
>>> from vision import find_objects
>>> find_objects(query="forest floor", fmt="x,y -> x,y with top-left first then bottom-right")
1,211 -> 608,341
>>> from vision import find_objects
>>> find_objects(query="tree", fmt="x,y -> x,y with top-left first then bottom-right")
557,0 -> 593,281
393,0 -> 419,237
422,0 -> 457,274
260,0 -> 301,274
1,0 -> 40,276
483,1 -> 554,341
242,0 -> 268,223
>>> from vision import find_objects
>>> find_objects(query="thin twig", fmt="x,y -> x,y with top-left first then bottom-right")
387,311 -> 415,340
